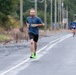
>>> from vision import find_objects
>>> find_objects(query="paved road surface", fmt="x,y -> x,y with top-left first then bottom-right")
0,33 -> 76,75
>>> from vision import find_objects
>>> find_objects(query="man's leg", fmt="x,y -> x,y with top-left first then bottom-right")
74,29 -> 75,35
30,39 -> 36,58
32,42 -> 37,59
33,35 -> 38,58
75,29 -> 76,34
72,29 -> 75,37
29,33 -> 38,58
30,39 -> 34,54
35,42 -> 37,52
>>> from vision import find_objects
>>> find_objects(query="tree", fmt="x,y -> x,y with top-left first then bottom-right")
0,0 -> 19,28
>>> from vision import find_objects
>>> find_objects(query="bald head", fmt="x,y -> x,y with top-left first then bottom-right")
30,8 -> 35,17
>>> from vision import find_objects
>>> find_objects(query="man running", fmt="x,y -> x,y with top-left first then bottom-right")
70,20 -> 76,37
26,8 -> 44,59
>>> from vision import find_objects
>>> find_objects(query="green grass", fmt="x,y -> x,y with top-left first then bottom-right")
0,35 -> 9,41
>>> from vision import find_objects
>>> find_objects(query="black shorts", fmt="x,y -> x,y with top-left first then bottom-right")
72,27 -> 76,29
29,33 -> 39,42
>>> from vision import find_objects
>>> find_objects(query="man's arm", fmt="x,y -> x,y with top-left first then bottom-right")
37,17 -> 44,26
35,23 -> 44,27
32,17 -> 44,27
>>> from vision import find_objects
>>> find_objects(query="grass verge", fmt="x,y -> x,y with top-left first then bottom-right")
0,35 -> 10,41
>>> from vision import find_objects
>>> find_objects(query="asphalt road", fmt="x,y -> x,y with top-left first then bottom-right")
0,33 -> 76,75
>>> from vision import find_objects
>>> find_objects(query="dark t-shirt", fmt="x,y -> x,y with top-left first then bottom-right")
26,16 -> 43,34
70,21 -> 76,28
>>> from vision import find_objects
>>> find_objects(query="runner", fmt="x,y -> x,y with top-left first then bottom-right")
26,8 -> 44,59
70,20 -> 76,37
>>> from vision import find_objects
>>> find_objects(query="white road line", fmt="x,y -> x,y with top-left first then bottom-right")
36,34 -> 71,60
46,34 -> 71,52
37,35 -> 67,53
0,34 -> 72,75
